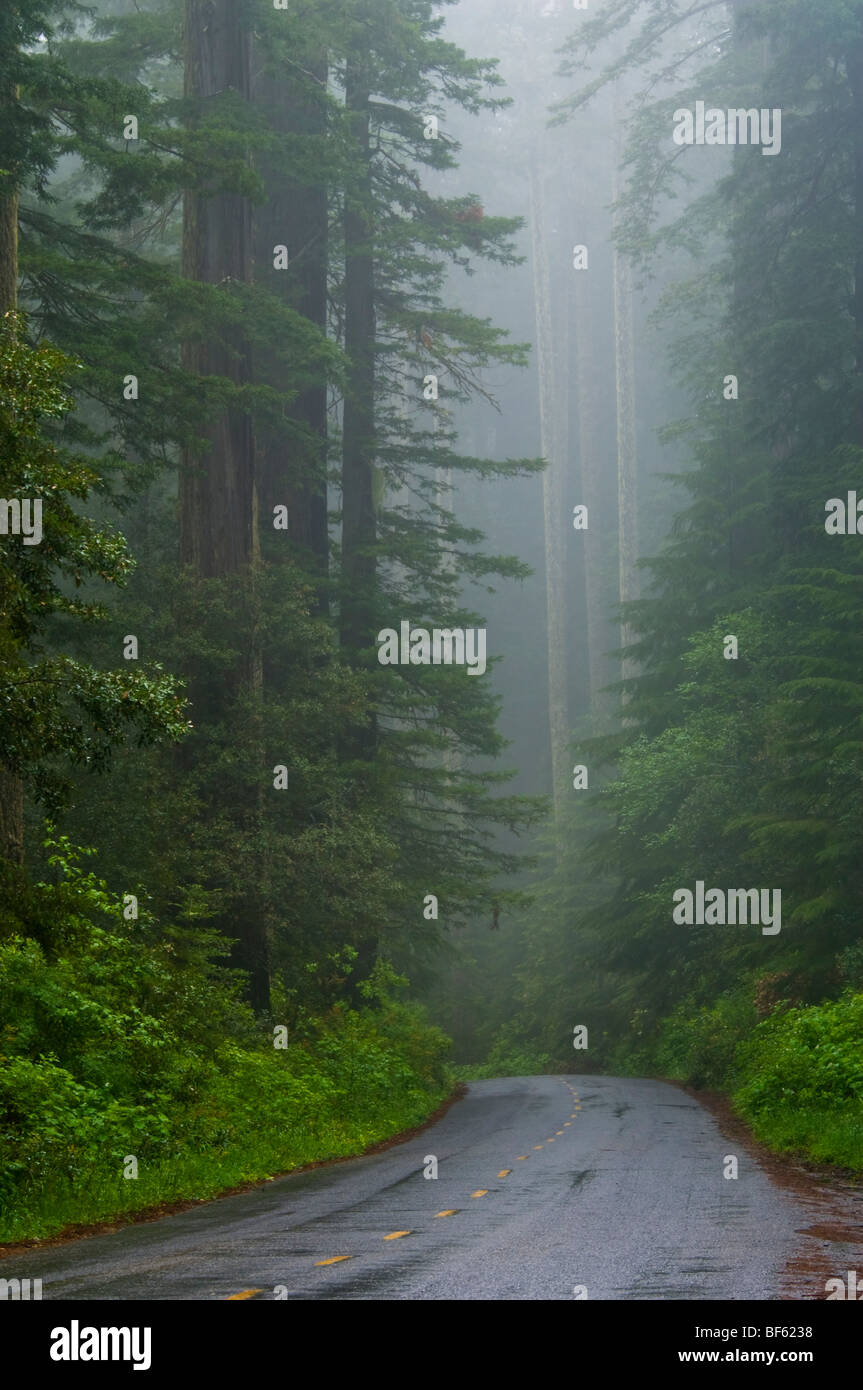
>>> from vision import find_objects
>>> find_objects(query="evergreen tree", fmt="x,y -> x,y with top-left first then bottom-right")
497,0 -> 863,1069
3,0 -> 545,1015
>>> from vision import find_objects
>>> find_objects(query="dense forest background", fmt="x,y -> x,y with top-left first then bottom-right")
2,0 -> 863,1244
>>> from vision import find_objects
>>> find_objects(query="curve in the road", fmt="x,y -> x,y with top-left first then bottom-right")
1,1076 -> 859,1300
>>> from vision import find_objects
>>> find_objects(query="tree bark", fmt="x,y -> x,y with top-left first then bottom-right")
0,190 -> 17,317
848,34 -> 863,448
253,49 -> 329,607
572,217 -> 610,726
180,0 -> 254,579
180,1 -> 268,1012
340,38 -> 382,997
612,84 -> 639,705
0,162 -> 24,864
340,46 -> 377,750
529,158 -> 570,826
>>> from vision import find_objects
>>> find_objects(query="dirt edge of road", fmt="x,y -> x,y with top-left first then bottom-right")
673,1081 -> 863,1300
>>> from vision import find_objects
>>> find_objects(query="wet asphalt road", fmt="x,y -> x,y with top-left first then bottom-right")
0,1076 -> 824,1300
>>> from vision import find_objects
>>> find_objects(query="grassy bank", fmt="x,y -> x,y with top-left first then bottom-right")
626,988 -> 863,1172
731,993 -> 863,1170
0,839 -> 454,1245
0,1006 -> 453,1245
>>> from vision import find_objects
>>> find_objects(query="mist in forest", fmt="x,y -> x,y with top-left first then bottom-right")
3,0 -> 863,1258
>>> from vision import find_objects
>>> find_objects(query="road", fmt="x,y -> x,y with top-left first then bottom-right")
2,1075 -> 858,1300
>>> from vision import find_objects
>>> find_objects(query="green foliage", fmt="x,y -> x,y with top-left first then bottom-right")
651,989 -> 760,1091
735,994 -> 863,1116
0,314 -> 189,814
0,832 -> 451,1241
732,994 -> 863,1168
0,0 -> 554,1241
0,313 -> 134,649
453,1037 -> 556,1081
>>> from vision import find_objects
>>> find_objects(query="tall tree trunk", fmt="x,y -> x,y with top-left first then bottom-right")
612,84 -> 639,706
436,437 -> 460,782
340,47 -> 377,749
250,41 -> 330,1015
340,41 -> 378,996
253,49 -> 329,610
529,157 -> 570,827
0,162 -> 24,864
848,32 -> 863,449
180,1 -> 268,1011
571,209 -> 610,727
180,0 -> 254,580
0,190 -> 17,315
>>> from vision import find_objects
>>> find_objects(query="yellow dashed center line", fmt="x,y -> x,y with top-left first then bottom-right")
226,1289 -> 261,1300
310,1098 -> 587,1265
